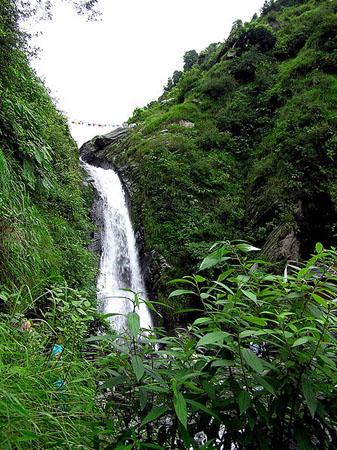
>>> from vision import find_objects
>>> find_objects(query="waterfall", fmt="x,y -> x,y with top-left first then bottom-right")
83,162 -> 152,332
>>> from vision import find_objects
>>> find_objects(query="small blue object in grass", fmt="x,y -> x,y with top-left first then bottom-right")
54,379 -> 65,389
51,343 -> 63,359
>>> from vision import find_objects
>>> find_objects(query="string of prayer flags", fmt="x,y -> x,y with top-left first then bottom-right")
70,120 -> 121,128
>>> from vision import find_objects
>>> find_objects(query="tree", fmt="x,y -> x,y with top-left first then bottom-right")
12,0 -> 100,22
238,25 -> 276,52
163,77 -> 173,92
164,70 -> 182,92
172,70 -> 182,85
198,42 -> 220,67
183,49 -> 198,71
226,19 -> 244,49
261,0 -> 275,15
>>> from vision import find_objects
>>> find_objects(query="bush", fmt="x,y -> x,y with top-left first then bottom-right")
0,284 -> 101,449
89,242 -> 337,449
200,73 -> 235,99
238,25 -> 276,53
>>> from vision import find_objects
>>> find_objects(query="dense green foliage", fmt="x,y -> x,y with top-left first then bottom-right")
0,0 -> 96,293
104,0 -> 337,312
88,242 -> 337,449
1,0 -> 337,448
0,285 -> 100,448
0,1 -> 101,446
1,242 -> 336,449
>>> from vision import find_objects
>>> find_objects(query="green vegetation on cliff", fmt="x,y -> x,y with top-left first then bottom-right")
0,3 -> 99,445
0,0 -> 96,293
104,0 -> 337,311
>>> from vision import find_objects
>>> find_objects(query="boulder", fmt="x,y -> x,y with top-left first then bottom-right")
179,120 -> 195,128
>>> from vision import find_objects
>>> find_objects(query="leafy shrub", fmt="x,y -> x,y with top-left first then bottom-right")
177,66 -> 202,102
90,242 -> 337,449
0,284 -> 101,449
183,50 -> 199,71
200,73 -> 235,99
238,25 -> 276,53
230,50 -> 268,83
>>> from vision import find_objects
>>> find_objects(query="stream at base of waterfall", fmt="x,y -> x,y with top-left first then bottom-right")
83,162 -> 152,332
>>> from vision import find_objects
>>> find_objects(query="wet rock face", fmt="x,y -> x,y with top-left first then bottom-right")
142,250 -> 171,300
80,128 -> 129,169
88,190 -> 104,256
280,231 -> 301,261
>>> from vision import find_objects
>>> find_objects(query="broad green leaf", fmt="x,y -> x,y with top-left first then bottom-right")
186,399 -> 221,422
169,278 -> 196,286
197,331 -> 229,347
236,243 -> 260,253
319,354 -> 336,369
292,336 -> 313,347
139,387 -> 148,411
175,308 -> 204,314
140,405 -> 169,427
241,348 -> 264,373
127,312 -> 140,337
211,359 -> 235,368
193,317 -> 211,326
311,293 -> 327,307
169,289 -> 195,298
194,275 -> 206,283
173,392 -> 187,428
238,390 -> 251,414
302,379 -> 317,418
199,247 -> 230,270
213,280 -> 235,295
131,355 -> 144,381
239,330 -> 266,339
243,315 -> 267,326
253,375 -> 275,395
241,290 -> 258,303
315,242 -> 323,254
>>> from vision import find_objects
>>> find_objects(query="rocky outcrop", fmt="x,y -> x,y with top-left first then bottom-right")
262,226 -> 301,262
80,127 -> 129,169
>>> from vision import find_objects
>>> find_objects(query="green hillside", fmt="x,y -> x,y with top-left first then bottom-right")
0,0 -> 96,294
102,0 -> 337,309
0,3 -> 99,446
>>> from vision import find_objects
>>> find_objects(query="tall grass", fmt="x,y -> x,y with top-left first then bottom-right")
0,286 -> 102,449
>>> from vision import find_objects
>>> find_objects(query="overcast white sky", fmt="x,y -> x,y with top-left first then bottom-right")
29,0 -> 265,146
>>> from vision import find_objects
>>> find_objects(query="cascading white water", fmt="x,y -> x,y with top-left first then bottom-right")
83,162 -> 152,332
